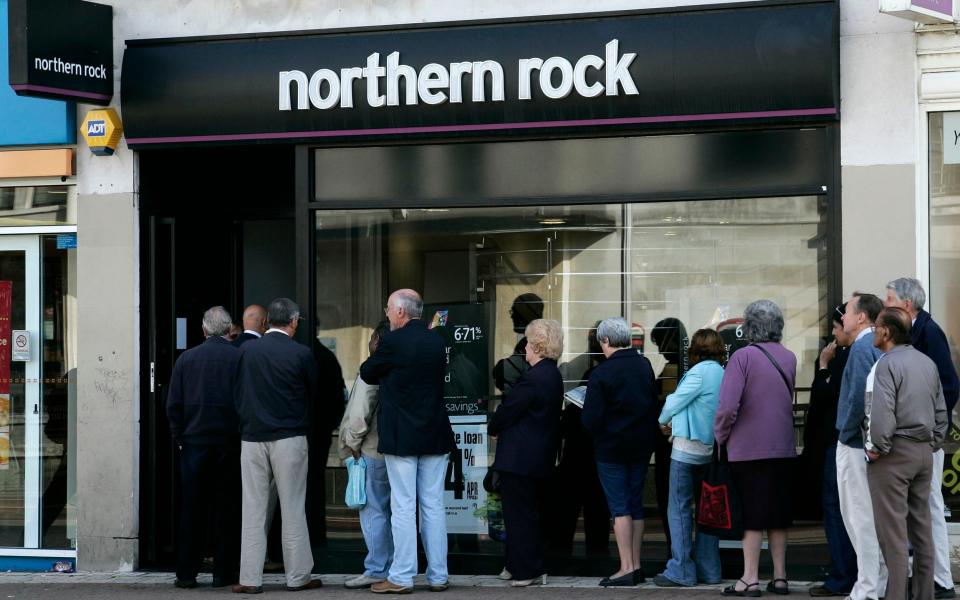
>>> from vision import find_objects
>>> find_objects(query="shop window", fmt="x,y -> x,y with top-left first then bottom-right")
0,187 -> 76,226
929,112 -> 960,519
40,235 -> 77,549
315,196 -> 827,557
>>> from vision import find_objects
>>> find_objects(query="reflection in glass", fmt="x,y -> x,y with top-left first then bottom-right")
40,236 -> 77,549
0,252 -> 26,546
315,197 -> 828,556
0,187 -> 76,226
928,112 -> 960,519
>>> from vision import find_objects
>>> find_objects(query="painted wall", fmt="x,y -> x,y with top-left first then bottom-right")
839,1 -> 920,298
76,192 -> 138,571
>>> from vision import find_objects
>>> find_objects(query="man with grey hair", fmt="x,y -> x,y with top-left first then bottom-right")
885,277 -> 959,599
835,293 -> 887,600
166,306 -> 241,589
234,298 -> 321,593
361,289 -> 456,593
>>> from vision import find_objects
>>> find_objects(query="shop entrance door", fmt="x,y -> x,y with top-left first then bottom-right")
0,236 -> 42,549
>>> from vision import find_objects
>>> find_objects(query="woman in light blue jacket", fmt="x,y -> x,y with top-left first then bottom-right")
653,328 -> 727,587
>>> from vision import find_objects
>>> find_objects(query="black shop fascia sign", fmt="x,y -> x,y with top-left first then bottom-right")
7,0 -> 113,105
120,0 -> 839,148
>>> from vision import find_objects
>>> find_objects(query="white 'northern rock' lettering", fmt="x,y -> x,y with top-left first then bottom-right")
277,39 -> 637,110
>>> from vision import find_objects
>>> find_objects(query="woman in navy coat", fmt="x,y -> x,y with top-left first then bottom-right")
489,318 -> 564,587
582,316 -> 659,587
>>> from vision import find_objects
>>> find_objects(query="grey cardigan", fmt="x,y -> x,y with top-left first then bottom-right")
337,374 -> 382,460
863,344 -> 948,455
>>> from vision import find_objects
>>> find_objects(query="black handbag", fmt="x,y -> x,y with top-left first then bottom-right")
482,469 -> 501,493
696,444 -> 744,540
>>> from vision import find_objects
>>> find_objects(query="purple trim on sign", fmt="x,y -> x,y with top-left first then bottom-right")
126,107 -> 838,145
10,84 -> 111,101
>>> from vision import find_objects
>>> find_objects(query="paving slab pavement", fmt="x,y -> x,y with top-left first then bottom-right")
0,573 -> 823,599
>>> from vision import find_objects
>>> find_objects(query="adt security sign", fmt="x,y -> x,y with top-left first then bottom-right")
80,109 -> 123,156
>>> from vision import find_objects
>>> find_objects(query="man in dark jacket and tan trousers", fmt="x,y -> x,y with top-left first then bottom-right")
863,307 -> 948,600
233,298 -> 322,594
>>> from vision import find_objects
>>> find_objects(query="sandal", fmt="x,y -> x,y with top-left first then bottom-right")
767,579 -> 790,595
723,580 -> 762,597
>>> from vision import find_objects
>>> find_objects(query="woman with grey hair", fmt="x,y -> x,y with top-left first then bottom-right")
714,300 -> 797,597
582,317 -> 659,587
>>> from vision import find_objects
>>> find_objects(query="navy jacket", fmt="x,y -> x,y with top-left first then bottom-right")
311,341 -> 347,442
235,331 -> 319,442
581,349 -> 659,463
489,358 -> 563,478
232,331 -> 260,347
360,319 -> 456,456
913,309 -> 960,427
804,346 -> 850,451
166,336 -> 240,445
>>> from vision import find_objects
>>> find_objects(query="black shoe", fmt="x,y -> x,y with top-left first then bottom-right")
653,574 -> 682,587
723,580 -> 762,597
808,585 -> 845,597
767,579 -> 790,595
599,572 -> 637,587
633,569 -> 646,585
174,578 -> 197,589
936,584 -> 957,600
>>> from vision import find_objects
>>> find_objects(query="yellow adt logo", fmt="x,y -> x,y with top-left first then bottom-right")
80,109 -> 123,156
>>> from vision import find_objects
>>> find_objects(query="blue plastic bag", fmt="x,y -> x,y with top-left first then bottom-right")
344,456 -> 367,510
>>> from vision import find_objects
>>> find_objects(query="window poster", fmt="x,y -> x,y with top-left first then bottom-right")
424,303 -> 489,423
443,423 -> 488,534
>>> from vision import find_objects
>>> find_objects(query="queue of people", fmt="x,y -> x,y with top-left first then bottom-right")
165,277 -> 958,599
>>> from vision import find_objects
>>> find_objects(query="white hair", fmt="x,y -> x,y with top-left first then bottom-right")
202,306 -> 233,337
886,277 -> 926,311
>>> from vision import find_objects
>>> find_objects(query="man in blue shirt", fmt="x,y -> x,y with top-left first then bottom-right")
835,293 -> 886,600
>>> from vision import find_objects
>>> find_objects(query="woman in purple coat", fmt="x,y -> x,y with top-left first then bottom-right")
714,300 -> 797,598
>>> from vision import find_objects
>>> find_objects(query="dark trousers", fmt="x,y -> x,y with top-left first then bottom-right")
306,435 -> 331,545
177,443 -> 241,583
546,458 -> 610,557
500,472 -> 545,580
654,433 -> 672,555
868,439 -> 934,600
822,444 -> 858,593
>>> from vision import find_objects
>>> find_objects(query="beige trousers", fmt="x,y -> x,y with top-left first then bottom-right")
238,436 -> 313,588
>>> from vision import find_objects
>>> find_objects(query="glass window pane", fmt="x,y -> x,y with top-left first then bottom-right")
928,112 -> 960,519
40,236 -> 77,549
315,198 -> 828,557
0,251 -> 27,546
0,187 -> 76,226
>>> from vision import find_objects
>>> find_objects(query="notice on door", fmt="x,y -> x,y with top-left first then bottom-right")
444,423 -> 488,534
424,303 -> 489,423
